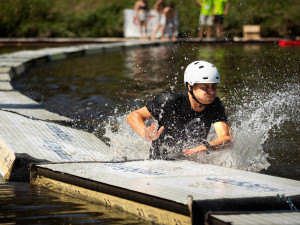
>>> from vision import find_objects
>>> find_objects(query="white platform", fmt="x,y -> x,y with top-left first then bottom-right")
32,160 -> 300,224
208,211 -> 300,225
0,110 -> 112,179
35,160 -> 300,203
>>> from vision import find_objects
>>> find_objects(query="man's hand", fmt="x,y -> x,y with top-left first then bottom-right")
144,123 -> 164,142
183,145 -> 208,155
196,0 -> 202,6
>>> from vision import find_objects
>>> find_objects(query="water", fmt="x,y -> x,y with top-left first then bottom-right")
2,43 -> 300,223
0,176 -> 152,224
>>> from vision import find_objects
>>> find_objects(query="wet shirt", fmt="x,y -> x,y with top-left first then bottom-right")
146,91 -> 227,159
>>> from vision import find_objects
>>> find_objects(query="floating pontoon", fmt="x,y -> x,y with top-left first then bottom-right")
30,160 -> 300,225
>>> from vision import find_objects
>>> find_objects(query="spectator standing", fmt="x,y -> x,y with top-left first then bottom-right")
196,0 -> 214,39
134,0 -> 150,40
213,0 -> 230,39
151,0 -> 165,40
161,3 -> 177,41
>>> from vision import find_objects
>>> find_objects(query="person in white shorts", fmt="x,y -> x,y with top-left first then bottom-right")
196,0 -> 213,39
134,0 -> 150,40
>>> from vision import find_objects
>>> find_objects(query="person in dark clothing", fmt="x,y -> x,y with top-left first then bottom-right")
160,2 -> 177,41
126,60 -> 232,159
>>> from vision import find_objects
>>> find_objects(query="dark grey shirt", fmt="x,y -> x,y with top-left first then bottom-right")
146,91 -> 227,159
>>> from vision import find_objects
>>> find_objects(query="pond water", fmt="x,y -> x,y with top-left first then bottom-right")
3,43 -> 300,223
0,176 -> 152,224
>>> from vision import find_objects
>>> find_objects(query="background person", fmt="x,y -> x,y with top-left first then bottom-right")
196,0 -> 213,39
161,3 -> 177,41
134,0 -> 150,40
151,0 -> 165,40
213,0 -> 230,39
126,60 -> 232,159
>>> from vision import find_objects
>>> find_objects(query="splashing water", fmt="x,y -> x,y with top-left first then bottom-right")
102,115 -> 151,161
103,81 -> 299,173
192,81 -> 299,172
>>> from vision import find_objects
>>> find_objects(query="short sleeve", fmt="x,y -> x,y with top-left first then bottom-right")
209,97 -> 228,123
146,92 -> 178,121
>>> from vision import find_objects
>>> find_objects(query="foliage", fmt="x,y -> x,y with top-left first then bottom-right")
0,0 -> 299,38
225,0 -> 300,37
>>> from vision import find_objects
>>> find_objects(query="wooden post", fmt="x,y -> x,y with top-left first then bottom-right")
243,25 -> 261,40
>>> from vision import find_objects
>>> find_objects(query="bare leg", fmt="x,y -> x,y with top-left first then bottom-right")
199,25 -> 204,38
139,22 -> 143,40
152,25 -> 161,40
207,26 -> 212,38
171,22 -> 176,41
144,21 -> 148,40
216,24 -> 222,38
161,24 -> 167,40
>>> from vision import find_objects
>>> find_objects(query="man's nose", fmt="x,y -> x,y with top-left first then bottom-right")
207,88 -> 216,94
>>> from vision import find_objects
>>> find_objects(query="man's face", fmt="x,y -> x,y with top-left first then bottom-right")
192,83 -> 217,104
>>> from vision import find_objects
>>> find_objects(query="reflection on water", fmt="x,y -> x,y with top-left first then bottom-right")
7,43 -> 300,222
0,176 -> 151,225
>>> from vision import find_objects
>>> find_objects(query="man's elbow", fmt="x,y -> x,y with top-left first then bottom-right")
217,133 -> 232,146
126,112 -> 134,125
224,133 -> 232,144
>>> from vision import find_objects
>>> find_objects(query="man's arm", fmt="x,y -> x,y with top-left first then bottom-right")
210,121 -> 232,149
134,2 -> 139,17
126,106 -> 164,142
154,1 -> 159,10
196,0 -> 202,7
224,1 -> 230,15
183,121 -> 232,155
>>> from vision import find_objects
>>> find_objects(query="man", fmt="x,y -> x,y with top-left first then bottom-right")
213,0 -> 230,39
151,0 -> 165,40
126,61 -> 232,159
196,0 -> 213,39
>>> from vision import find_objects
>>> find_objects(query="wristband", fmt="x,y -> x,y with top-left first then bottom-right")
202,140 -> 211,154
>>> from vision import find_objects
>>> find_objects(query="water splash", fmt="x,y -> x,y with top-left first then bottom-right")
193,81 -> 299,172
102,82 -> 299,173
101,115 -> 150,161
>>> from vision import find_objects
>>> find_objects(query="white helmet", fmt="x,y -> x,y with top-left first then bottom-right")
184,61 -> 220,85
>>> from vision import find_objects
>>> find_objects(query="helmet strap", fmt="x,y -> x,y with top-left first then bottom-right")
186,83 -> 206,109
